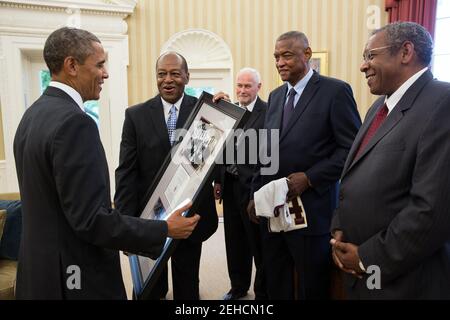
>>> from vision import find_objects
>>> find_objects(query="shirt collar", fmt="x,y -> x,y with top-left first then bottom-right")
48,81 -> 84,111
240,96 -> 258,112
286,68 -> 314,96
384,67 -> 428,114
161,94 -> 184,115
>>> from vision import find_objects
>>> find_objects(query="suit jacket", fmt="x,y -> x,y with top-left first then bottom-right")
115,94 -> 218,243
253,71 -> 361,235
216,97 -> 267,208
13,87 -> 168,299
331,70 -> 450,299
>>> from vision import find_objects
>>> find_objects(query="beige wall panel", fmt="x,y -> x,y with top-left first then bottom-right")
0,0 -> 388,160
0,106 -> 4,160
128,0 -> 388,117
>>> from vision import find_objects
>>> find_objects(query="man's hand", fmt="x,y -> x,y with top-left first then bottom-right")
246,200 -> 259,224
213,183 -> 222,200
286,172 -> 310,201
330,233 -> 364,278
212,91 -> 231,103
166,201 -> 200,239
330,230 -> 351,273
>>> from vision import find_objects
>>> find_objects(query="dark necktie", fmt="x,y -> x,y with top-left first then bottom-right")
354,103 -> 388,159
282,88 -> 297,131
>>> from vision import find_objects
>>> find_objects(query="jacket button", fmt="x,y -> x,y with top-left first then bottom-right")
339,192 -> 344,201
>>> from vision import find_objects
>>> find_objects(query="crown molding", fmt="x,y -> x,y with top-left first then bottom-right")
0,0 -> 137,35
0,0 -> 137,15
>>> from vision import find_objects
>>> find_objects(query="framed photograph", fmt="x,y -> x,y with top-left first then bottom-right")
276,51 -> 329,85
129,92 -> 248,300
310,51 -> 329,76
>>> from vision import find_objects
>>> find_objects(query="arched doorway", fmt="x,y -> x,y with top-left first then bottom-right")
161,29 -> 234,100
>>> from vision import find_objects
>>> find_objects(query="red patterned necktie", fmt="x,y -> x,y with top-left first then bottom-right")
354,103 -> 388,159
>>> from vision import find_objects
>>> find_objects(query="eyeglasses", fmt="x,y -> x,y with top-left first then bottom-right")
362,45 -> 394,62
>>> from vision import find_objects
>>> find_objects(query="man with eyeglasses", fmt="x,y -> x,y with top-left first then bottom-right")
331,22 -> 450,299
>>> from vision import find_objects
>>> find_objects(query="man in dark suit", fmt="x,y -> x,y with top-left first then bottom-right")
13,27 -> 199,300
248,31 -> 361,299
330,22 -> 450,299
213,68 -> 267,300
114,52 -> 218,300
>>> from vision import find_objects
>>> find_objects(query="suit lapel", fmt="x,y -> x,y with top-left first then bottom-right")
342,99 -> 384,175
244,97 -> 264,129
149,96 -> 171,150
280,72 -> 320,142
344,70 -> 433,176
348,104 -> 403,172
267,86 -> 286,131
177,95 -> 194,129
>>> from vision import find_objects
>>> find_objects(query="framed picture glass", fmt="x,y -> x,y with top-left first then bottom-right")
129,92 -> 248,300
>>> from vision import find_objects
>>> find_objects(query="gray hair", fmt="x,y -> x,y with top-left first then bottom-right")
44,27 -> 100,75
237,67 -> 261,84
372,22 -> 433,66
277,31 -> 310,49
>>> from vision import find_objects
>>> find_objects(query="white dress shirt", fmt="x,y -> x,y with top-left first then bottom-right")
385,67 -> 428,114
48,81 -> 84,111
285,68 -> 314,108
239,96 -> 258,112
161,94 -> 184,123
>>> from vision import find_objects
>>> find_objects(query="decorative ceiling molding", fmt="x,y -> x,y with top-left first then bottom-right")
161,29 -> 233,69
0,0 -> 137,16
0,0 -> 137,36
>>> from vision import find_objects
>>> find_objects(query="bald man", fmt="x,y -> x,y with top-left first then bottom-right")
115,52 -> 218,300
214,68 -> 268,300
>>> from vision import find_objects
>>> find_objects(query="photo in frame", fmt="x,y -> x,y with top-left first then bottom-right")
128,92 -> 248,300
310,51 -> 329,76
276,51 -> 329,85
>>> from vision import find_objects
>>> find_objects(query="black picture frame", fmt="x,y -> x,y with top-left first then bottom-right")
128,92 -> 249,300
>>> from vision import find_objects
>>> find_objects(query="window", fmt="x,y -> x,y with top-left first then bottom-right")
185,86 -> 215,98
433,0 -> 450,82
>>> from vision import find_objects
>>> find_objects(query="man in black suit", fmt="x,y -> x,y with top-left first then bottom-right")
115,52 -> 218,300
213,68 -> 267,300
248,31 -> 361,299
13,27 -> 199,300
331,22 -> 450,299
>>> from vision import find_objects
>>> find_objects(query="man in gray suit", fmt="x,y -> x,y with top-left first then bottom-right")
330,22 -> 450,299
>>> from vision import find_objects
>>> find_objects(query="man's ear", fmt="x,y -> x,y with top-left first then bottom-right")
185,71 -> 190,84
400,41 -> 415,64
304,47 -> 313,60
63,56 -> 78,76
